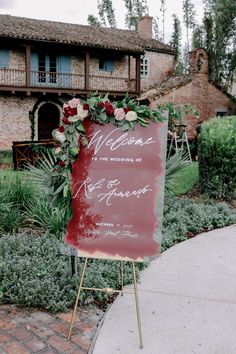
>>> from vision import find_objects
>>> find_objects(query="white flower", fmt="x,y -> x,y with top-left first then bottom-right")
55,147 -> 61,154
68,98 -> 81,108
125,111 -> 137,121
54,130 -> 66,143
68,104 -> 88,122
114,108 -> 125,121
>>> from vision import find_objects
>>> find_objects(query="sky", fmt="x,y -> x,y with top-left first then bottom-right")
0,0 -> 204,43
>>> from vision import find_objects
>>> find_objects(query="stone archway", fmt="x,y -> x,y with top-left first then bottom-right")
37,103 -> 60,140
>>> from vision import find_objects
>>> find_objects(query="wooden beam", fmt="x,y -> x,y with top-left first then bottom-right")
135,56 -> 141,94
85,52 -> 90,91
25,45 -> 31,87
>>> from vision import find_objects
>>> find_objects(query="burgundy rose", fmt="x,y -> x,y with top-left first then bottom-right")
59,161 -> 65,167
62,116 -> 72,125
124,107 -> 131,113
105,100 -> 110,106
83,104 -> 89,110
58,126 -> 65,133
105,104 -> 114,116
97,101 -> 105,108
64,106 -> 77,118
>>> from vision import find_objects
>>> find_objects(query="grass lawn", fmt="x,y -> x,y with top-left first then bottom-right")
169,161 -> 199,195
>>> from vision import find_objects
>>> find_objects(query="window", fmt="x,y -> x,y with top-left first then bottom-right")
140,57 -> 149,78
38,54 -> 57,83
216,111 -> 227,117
99,59 -> 114,72
31,53 -> 71,87
0,49 -> 9,68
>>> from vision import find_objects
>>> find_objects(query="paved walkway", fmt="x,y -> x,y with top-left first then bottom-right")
92,225 -> 236,354
0,304 -> 104,354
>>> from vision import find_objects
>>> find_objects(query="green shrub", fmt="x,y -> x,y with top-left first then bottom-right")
161,197 -> 236,251
0,234 -> 143,312
0,203 -> 24,235
0,150 -> 13,165
0,170 -> 37,210
198,116 -> 236,198
24,197 -> 67,239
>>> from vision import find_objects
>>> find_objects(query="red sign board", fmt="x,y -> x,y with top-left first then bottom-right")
66,120 -> 167,261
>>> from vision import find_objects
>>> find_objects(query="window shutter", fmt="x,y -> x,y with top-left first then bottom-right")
30,52 -> 38,71
105,60 -> 114,72
58,55 -> 71,73
0,49 -> 9,68
58,55 -> 71,87
30,52 -> 39,85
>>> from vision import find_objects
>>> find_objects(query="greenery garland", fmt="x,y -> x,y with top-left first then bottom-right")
48,93 -> 166,205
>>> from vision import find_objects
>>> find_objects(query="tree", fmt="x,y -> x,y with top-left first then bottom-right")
170,15 -> 183,75
182,0 -> 196,53
153,16 -> 161,40
160,0 -> 167,42
191,24 -> 204,48
87,0 -> 117,28
87,14 -> 100,27
202,0 -> 236,89
123,0 -> 149,30
98,0 -> 117,27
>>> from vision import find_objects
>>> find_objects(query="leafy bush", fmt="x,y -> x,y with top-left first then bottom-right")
199,116 -> 236,198
24,197 -> 67,239
0,170 -> 36,210
161,197 -> 236,251
0,150 -> 13,165
0,234 -> 142,312
0,203 -> 24,234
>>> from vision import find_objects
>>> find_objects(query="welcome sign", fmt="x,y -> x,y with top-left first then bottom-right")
66,119 -> 167,261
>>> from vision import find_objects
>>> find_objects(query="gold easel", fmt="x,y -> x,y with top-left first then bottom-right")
67,257 -> 144,349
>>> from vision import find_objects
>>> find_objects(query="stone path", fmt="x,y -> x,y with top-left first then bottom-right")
0,304 -> 104,354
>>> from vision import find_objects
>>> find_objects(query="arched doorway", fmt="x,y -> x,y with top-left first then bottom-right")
38,103 -> 60,140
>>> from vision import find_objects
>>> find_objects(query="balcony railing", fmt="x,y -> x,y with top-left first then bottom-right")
0,68 -> 137,93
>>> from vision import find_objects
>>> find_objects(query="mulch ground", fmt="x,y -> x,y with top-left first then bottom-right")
0,304 -> 105,354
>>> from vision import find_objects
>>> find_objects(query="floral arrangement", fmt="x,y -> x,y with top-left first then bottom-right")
52,93 -> 165,171
48,93 -> 166,204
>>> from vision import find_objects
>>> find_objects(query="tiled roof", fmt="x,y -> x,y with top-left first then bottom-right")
0,14 -> 174,54
139,76 -> 192,101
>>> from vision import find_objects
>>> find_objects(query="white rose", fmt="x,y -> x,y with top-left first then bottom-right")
55,147 -> 61,154
125,111 -> 138,121
54,130 -> 66,143
68,104 -> 88,122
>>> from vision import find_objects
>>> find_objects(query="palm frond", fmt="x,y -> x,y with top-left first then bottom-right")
165,150 -> 190,194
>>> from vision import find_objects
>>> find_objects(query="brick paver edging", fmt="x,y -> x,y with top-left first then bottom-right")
0,304 -> 105,354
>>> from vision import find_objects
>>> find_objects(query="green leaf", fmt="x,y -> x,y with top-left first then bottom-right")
120,122 -> 130,131
137,116 -> 148,124
76,123 -> 85,133
69,147 -> 79,157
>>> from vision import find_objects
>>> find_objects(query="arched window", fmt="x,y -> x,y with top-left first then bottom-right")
38,103 -> 60,140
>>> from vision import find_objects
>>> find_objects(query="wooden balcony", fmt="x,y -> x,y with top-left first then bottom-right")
0,68 -> 138,95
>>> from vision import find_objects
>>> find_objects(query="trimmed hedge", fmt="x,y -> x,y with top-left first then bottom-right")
199,116 -> 236,198
161,196 -> 236,251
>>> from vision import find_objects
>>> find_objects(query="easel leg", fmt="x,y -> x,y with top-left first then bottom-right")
132,262 -> 143,349
68,257 -> 88,340
121,261 -> 124,296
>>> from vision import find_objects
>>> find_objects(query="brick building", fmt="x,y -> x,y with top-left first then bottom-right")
140,48 -> 236,138
0,15 -> 174,150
